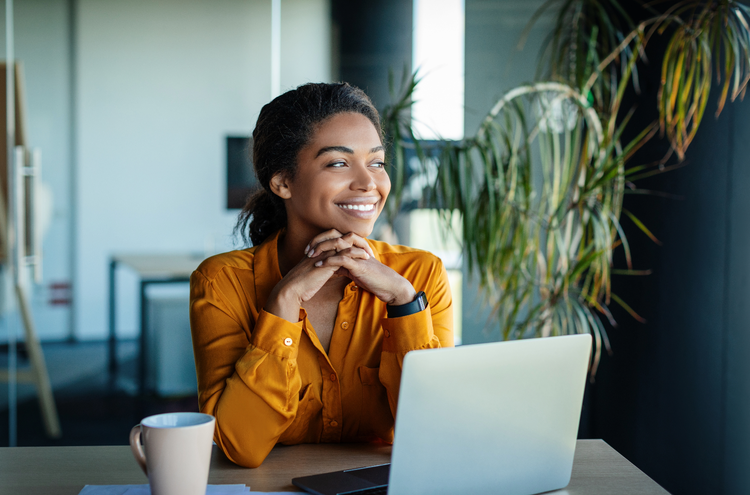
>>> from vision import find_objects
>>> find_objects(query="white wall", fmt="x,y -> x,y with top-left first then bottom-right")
280,0 -> 331,92
75,0 -> 331,339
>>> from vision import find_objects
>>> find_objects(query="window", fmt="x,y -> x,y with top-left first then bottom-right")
412,0 -> 465,140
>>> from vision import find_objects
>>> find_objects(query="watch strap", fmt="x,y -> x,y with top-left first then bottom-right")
387,291 -> 428,318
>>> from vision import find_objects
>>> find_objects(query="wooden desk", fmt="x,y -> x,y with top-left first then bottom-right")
0,440 -> 668,494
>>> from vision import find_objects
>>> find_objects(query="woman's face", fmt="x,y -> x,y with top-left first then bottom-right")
276,112 -> 390,239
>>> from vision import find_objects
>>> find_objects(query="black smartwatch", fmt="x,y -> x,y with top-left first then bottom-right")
386,291 -> 428,318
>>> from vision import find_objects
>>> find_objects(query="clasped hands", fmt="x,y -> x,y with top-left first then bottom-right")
266,229 -> 416,323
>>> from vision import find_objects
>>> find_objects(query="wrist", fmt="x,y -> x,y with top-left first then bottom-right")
280,285 -> 304,308
266,283 -> 303,322
387,284 -> 417,307
387,291 -> 427,318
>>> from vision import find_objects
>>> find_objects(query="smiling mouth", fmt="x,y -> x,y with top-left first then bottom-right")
336,203 -> 377,212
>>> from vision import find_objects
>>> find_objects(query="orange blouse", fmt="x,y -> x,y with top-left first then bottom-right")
189,231 -> 454,467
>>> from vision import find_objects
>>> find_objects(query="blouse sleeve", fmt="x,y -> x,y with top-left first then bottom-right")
377,256 -> 454,415
189,269 -> 304,468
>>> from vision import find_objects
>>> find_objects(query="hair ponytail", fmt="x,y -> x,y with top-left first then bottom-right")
235,188 -> 287,247
235,82 -> 382,246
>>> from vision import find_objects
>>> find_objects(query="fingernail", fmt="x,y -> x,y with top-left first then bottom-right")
304,244 -> 310,254
307,250 -> 314,258
314,261 -> 323,267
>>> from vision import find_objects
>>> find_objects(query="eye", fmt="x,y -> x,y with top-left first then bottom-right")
327,161 -> 347,168
370,161 -> 386,169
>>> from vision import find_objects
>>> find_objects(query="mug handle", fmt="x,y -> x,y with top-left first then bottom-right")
129,425 -> 148,475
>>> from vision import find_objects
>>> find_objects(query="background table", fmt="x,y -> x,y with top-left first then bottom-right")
108,253 -> 205,394
0,440 -> 669,494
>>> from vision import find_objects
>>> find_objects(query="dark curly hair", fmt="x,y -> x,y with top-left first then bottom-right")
235,82 -> 383,246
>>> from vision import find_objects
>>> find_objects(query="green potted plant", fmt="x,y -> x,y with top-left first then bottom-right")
382,0 -> 750,375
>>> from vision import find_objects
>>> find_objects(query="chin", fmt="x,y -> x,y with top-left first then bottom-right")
356,227 -> 374,238
331,221 -> 374,239
347,225 -> 374,238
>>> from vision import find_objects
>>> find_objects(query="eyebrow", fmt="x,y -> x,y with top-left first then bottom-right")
315,145 -> 385,158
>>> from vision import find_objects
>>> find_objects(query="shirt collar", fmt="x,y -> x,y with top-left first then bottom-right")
252,230 -> 284,311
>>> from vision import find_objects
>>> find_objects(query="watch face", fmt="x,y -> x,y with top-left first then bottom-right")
417,291 -> 427,310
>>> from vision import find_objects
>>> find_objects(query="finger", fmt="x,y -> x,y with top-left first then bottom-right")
303,249 -> 338,264
335,247 -> 370,260
312,248 -> 369,268
314,254 -> 364,269
341,232 -> 375,258
308,237 -> 352,258
284,252 -> 342,303
305,229 -> 343,255
310,234 -> 374,258
305,253 -> 344,277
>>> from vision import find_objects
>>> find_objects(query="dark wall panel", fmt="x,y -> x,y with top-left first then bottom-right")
589,33 -> 750,495
331,0 -> 412,111
724,97 -> 750,494
632,101 -> 729,495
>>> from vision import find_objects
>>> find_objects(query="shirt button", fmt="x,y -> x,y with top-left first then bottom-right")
330,421 -> 338,427
330,374 -> 337,381
384,330 -> 390,338
284,337 -> 293,346
341,321 -> 349,330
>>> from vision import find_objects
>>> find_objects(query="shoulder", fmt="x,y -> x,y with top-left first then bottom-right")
368,239 -> 438,261
192,247 -> 259,284
368,239 -> 446,279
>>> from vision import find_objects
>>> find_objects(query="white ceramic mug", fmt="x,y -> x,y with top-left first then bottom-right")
129,412 -> 215,495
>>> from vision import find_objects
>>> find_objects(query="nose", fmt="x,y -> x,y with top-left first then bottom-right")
350,163 -> 376,192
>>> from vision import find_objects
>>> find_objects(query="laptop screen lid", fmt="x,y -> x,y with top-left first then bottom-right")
387,333 -> 591,495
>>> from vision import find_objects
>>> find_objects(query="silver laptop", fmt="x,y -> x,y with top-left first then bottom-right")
292,334 -> 591,495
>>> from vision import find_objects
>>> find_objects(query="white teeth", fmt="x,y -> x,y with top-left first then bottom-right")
337,203 -> 375,211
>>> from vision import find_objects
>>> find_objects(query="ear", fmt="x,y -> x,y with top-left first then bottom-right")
269,172 -> 292,199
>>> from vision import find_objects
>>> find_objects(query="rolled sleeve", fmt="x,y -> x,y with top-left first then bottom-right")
380,307 -> 437,353
250,310 -> 304,359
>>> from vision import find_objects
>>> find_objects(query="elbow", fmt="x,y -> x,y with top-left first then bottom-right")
242,459 -> 264,469
222,444 -> 269,468
215,428 -> 272,468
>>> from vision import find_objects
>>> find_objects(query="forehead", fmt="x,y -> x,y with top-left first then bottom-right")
307,112 -> 383,149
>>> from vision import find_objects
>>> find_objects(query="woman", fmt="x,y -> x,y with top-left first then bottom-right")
190,82 -> 453,468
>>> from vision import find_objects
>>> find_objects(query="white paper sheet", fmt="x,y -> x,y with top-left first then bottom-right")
78,485 -> 253,495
